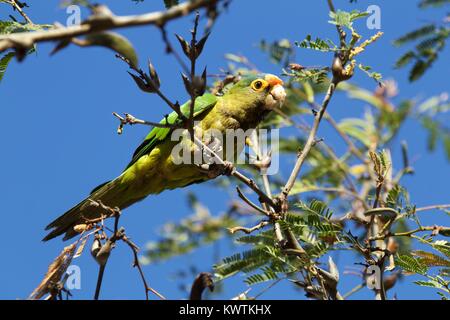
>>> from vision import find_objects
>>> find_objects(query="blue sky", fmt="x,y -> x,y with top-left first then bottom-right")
0,0 -> 449,300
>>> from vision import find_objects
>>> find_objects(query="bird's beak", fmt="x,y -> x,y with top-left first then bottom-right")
264,74 -> 286,109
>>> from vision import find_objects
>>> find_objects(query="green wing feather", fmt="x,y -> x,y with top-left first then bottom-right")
44,93 -> 218,241
125,93 -> 218,170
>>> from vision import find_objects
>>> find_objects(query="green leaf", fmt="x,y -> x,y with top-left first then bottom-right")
285,67 -> 330,84
260,39 -> 294,66
396,254 -> 428,275
414,280 -> 444,289
296,35 -> 337,52
419,0 -> 450,9
338,118 -> 374,147
394,24 -> 437,46
329,10 -> 369,32
395,51 -> 416,68
81,32 -> 139,68
0,52 -> 15,83
412,250 -> 450,267
339,82 -> 389,111
215,248 -> 275,279
0,21 -> 51,35
245,267 -> 279,285
358,64 -> 383,84
298,200 -> 333,220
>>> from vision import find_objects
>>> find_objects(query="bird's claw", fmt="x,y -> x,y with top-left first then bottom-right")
197,161 -> 234,179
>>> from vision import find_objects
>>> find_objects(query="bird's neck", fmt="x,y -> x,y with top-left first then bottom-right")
216,94 -> 268,131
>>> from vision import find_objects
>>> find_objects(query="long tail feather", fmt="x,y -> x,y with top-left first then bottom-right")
43,179 -> 122,241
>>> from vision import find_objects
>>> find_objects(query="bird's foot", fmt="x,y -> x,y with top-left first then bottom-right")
197,161 -> 234,179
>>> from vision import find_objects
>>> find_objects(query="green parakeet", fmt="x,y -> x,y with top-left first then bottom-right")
43,74 -> 286,241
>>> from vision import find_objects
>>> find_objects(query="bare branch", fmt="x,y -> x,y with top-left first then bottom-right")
228,220 -> 270,235
122,235 -> 166,300
236,186 -> 271,217
415,204 -> 450,213
112,112 -> 179,135
279,77 -> 340,212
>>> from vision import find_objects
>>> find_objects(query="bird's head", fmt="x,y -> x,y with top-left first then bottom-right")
226,73 -> 287,111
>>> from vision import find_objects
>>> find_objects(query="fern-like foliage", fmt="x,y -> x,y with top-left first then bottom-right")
419,0 -> 450,8
296,35 -> 338,52
328,9 -> 369,33
0,20 -> 51,84
284,67 -> 330,84
215,200 -> 342,287
396,254 -> 428,275
394,3 -> 450,81
0,52 -> 14,83
259,39 -> 295,67
396,239 -> 450,298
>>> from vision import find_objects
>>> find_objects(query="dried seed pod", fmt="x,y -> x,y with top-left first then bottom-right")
73,224 -> 89,234
94,239 -> 114,266
195,32 -> 210,59
175,34 -> 191,58
91,235 -> 102,260
364,207 -> 398,221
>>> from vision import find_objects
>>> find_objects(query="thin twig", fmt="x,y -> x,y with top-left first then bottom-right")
2,0 -> 33,24
94,265 -> 106,300
228,220 -> 269,235
113,112 -> 179,131
93,208 -> 121,300
369,225 -> 446,241
236,186 -> 271,217
324,112 -> 366,162
122,235 -> 166,300
327,0 -> 347,52
342,283 -> 365,299
279,78 -> 339,211
415,204 -> 450,213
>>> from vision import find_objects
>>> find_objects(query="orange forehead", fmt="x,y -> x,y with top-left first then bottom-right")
265,74 -> 284,86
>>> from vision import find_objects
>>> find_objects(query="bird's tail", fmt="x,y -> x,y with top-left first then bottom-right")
43,178 -> 127,241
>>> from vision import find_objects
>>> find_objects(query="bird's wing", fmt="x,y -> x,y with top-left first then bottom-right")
124,93 -> 218,170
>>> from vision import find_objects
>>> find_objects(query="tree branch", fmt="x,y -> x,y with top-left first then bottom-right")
0,0 -> 219,53
279,78 -> 339,211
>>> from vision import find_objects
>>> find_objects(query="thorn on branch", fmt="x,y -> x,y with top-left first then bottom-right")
312,138 -> 324,147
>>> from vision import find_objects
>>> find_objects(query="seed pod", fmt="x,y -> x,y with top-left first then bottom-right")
195,32 -> 211,59
175,34 -> 191,58
91,235 -> 102,260
94,239 -> 114,266
73,224 -> 89,234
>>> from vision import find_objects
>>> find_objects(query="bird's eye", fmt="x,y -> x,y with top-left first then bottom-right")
251,79 -> 267,91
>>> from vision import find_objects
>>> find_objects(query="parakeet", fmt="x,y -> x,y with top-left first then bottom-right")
43,73 -> 286,241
